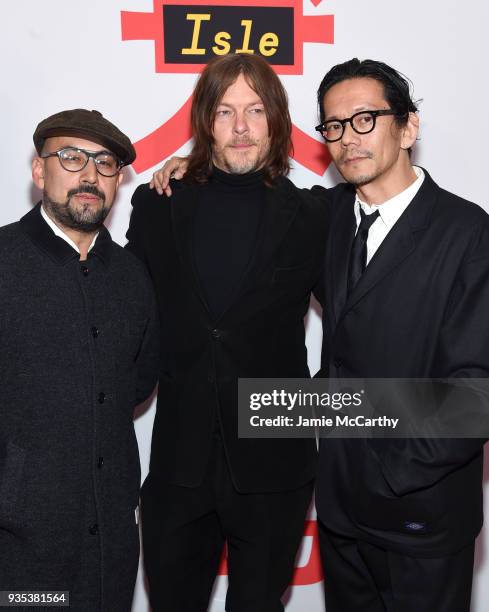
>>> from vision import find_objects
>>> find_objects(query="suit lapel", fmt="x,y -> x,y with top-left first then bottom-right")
341,218 -> 415,317
252,178 -> 302,274
170,182 -> 212,317
338,169 -> 439,322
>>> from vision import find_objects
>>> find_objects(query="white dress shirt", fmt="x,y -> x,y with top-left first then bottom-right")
354,166 -> 425,265
40,205 -> 98,255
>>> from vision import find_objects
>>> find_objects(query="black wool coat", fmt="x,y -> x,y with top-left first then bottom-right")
0,204 -> 159,611
126,177 -> 328,493
313,171 -> 489,557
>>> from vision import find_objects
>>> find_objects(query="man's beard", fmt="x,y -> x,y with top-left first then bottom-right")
43,185 -> 109,233
213,139 -> 268,175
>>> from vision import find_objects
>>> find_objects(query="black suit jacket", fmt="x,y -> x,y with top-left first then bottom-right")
313,170 -> 489,556
126,177 -> 328,493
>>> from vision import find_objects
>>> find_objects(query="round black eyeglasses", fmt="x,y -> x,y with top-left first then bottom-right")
315,109 -> 404,142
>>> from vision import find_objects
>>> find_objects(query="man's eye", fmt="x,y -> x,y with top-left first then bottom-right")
216,110 -> 231,117
326,123 -> 342,132
63,153 -> 82,162
249,107 -> 264,114
357,114 -> 373,126
96,156 -> 114,166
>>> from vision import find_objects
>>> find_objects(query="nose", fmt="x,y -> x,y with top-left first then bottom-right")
233,110 -> 249,135
79,157 -> 98,184
340,120 -> 361,147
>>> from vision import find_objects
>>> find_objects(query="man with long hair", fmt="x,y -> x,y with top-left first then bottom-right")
126,54 -> 327,611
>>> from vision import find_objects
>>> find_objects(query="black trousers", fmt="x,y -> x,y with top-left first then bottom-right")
141,437 -> 313,612
318,521 -> 475,612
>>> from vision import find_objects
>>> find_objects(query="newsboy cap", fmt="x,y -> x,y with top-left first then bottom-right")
33,109 -> 136,166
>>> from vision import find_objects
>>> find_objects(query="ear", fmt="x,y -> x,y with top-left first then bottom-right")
401,112 -> 419,151
32,156 -> 45,190
116,171 -> 124,189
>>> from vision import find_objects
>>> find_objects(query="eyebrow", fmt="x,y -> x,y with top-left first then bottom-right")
217,100 -> 264,109
324,104 -> 383,121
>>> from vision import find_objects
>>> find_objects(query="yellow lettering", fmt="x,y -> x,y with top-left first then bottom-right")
181,14 -> 211,55
259,33 -> 278,57
236,19 -> 254,54
212,31 -> 231,55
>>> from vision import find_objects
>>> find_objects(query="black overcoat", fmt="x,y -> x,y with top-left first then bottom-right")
126,177 -> 328,493
314,170 -> 489,557
0,204 -> 159,611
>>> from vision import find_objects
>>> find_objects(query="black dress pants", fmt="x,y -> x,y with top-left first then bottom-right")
318,521 -> 475,612
141,437 -> 313,612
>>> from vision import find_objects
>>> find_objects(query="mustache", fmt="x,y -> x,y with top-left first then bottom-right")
340,149 -> 373,162
228,139 -> 257,146
67,185 -> 106,202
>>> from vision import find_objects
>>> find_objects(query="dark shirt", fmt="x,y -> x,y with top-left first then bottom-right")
193,166 -> 266,317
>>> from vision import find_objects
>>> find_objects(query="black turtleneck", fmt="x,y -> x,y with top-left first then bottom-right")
193,166 -> 266,318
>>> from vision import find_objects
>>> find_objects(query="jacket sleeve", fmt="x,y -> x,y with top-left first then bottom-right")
369,220 -> 489,495
125,183 -> 161,406
125,184 -> 151,265
308,184 -> 332,307
134,276 -> 160,407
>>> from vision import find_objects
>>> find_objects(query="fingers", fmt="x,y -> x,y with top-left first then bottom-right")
151,169 -> 166,195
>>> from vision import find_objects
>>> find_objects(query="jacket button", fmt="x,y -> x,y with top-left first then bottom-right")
208,375 -> 215,383
334,359 -> 342,368
97,457 -> 104,469
211,329 -> 221,339
98,392 -> 106,404
89,524 -> 99,535
81,266 -> 89,276
91,327 -> 99,338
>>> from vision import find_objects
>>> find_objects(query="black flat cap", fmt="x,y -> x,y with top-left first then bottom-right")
33,108 -> 136,166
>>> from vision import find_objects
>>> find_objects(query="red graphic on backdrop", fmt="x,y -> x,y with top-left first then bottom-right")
217,520 -> 323,585
121,0 -> 333,175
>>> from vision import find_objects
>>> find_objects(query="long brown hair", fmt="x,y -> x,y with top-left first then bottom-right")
186,54 -> 292,183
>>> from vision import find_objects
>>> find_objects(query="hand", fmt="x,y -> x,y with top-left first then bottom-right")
149,156 -> 189,196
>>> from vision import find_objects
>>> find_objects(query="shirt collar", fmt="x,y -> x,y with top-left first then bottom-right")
20,203 -> 112,265
355,166 -> 425,229
40,204 -> 98,254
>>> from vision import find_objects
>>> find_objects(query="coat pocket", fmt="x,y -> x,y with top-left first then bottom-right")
0,441 -> 26,518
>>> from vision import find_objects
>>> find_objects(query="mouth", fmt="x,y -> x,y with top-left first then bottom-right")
343,155 -> 369,164
73,193 -> 101,202
229,143 -> 255,150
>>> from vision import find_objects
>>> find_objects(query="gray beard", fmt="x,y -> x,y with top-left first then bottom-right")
43,189 -> 108,234
216,156 -> 261,175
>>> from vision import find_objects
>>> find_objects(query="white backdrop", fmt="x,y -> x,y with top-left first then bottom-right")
1,1 -> 488,610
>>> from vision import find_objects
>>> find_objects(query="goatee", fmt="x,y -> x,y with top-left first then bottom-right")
43,185 -> 108,233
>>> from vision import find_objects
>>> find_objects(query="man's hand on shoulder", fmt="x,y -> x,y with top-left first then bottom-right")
149,156 -> 189,196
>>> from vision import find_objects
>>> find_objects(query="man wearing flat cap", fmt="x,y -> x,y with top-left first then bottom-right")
0,109 -> 159,611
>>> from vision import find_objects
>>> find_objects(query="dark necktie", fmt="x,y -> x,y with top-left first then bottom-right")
347,207 -> 380,293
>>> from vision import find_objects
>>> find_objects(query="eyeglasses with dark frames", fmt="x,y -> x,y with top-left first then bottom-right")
41,147 -> 123,177
315,109 -> 405,143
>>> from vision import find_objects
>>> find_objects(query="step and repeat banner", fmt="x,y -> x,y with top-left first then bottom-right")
1,1 -> 488,610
